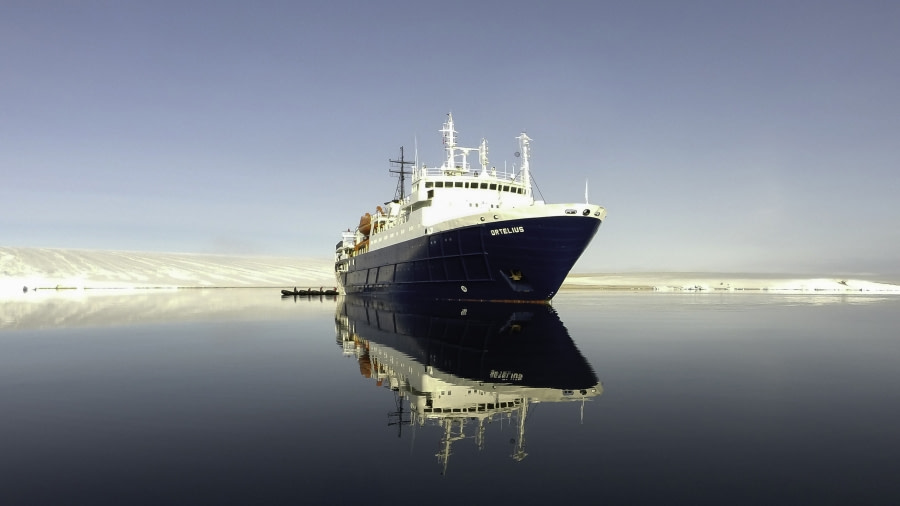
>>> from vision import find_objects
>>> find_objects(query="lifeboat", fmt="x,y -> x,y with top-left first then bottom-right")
358,213 -> 372,236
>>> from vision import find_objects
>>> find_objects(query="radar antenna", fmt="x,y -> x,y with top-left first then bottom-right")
390,146 -> 414,201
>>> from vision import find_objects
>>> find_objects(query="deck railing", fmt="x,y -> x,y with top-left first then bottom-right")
416,165 -> 523,182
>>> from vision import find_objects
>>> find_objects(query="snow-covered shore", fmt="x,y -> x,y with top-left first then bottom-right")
1,247 -> 334,295
562,272 -> 900,293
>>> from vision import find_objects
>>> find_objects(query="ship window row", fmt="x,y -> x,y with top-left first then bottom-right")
423,181 -> 523,194
423,401 -> 520,413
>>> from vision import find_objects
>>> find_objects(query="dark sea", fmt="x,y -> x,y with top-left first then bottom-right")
2,289 -> 899,505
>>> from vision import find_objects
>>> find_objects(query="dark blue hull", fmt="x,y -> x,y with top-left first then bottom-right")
336,215 -> 601,302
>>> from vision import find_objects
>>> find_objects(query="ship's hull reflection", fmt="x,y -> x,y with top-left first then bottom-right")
335,296 -> 601,472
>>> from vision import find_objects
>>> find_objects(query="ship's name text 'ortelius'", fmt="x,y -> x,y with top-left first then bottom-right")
490,226 -> 525,236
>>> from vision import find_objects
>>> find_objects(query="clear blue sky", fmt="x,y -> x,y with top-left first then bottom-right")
2,1 -> 898,274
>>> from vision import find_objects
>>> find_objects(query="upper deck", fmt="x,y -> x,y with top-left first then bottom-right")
409,164 -> 533,212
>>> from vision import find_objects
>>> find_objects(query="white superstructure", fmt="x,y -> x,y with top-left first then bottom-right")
335,114 -> 604,263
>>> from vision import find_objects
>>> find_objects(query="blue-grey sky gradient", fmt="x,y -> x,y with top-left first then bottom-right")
2,0 -> 898,274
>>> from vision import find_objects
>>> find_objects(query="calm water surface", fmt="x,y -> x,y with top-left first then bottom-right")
2,289 -> 899,505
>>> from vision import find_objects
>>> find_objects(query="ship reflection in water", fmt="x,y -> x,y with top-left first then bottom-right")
334,296 -> 602,473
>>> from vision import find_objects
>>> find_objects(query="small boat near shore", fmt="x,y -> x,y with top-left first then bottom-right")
281,287 -> 339,297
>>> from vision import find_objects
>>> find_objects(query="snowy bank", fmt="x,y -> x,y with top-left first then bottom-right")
563,273 -> 900,293
1,247 -> 333,296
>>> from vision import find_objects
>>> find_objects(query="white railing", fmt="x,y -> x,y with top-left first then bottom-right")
416,165 -> 523,183
371,212 -> 410,235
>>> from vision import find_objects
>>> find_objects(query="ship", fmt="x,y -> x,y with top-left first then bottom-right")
334,296 -> 602,474
334,114 -> 606,302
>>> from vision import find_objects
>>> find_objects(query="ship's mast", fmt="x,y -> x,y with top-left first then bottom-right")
479,137 -> 489,175
390,146 -> 414,201
440,113 -> 457,170
517,132 -> 532,197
